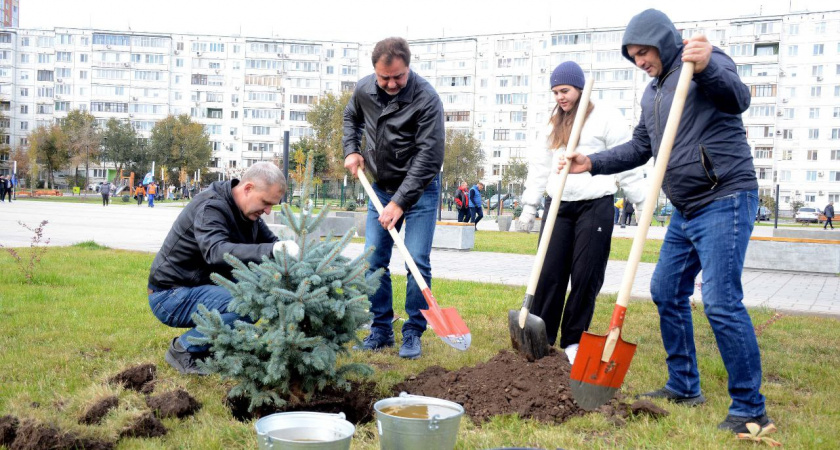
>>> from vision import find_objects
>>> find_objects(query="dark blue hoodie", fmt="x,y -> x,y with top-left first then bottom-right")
589,9 -> 758,217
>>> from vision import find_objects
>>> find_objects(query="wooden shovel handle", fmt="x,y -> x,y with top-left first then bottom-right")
614,62 -> 696,315
356,168 -> 430,293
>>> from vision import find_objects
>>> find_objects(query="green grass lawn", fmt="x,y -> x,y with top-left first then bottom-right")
1,245 -> 837,448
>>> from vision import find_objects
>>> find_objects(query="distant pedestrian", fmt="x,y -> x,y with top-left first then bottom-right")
147,182 -> 157,208
614,197 -> 624,224
454,181 -> 470,222
621,201 -> 636,227
135,184 -> 146,206
469,182 -> 484,227
824,202 -> 835,230
100,181 -> 111,206
182,184 -> 190,200
168,184 -> 175,200
0,176 -> 7,202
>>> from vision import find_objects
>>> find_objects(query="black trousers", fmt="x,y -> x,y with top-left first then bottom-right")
532,195 -> 614,348
457,208 -> 470,222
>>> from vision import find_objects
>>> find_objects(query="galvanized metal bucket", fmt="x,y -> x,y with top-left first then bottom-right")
374,392 -> 464,450
254,411 -> 355,450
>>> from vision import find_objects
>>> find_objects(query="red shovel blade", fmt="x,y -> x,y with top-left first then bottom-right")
420,288 -> 471,351
569,330 -> 637,410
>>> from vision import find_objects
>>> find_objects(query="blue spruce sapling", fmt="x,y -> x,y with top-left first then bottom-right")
192,157 -> 381,411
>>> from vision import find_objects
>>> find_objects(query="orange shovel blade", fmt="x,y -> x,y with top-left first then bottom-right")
569,330 -> 637,410
420,288 -> 471,351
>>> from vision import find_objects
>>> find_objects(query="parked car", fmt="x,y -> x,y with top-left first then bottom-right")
756,206 -> 771,221
488,193 -> 512,210
658,202 -> 675,216
794,207 -> 820,223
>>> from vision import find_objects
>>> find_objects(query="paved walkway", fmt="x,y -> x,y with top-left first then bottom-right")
2,200 -> 838,317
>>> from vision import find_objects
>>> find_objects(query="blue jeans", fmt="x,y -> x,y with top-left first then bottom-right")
365,175 -> 439,337
149,285 -> 250,353
148,195 -> 155,207
650,190 -> 764,417
470,207 -> 483,226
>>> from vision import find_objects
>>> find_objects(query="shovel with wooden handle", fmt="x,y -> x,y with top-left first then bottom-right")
356,167 -> 470,351
509,77 -> 594,362
570,62 -> 695,410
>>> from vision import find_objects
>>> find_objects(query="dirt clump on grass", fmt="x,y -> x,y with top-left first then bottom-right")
108,363 -> 156,392
225,380 -> 380,424
394,349 -> 656,426
118,412 -> 167,439
10,419 -> 114,450
79,396 -> 119,425
0,415 -> 19,447
146,389 -> 201,419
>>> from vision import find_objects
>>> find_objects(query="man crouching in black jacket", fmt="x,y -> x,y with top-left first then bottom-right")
147,162 -> 298,375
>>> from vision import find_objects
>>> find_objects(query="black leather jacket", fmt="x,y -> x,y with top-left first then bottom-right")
342,70 -> 444,210
148,180 -> 277,290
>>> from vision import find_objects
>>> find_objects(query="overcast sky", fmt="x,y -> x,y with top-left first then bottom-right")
21,0 -> 839,42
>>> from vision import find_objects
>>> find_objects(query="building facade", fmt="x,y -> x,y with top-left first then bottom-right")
1,0 -> 18,28
0,9 -> 838,211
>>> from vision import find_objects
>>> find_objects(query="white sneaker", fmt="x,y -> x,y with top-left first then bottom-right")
564,344 -> 579,364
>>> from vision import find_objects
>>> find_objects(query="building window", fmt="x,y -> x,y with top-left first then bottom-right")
832,129 -> 840,140
809,108 -> 820,119
811,86 -> 822,97
806,171 -> 817,182
782,129 -> 793,140
754,147 -> 772,159
812,65 -> 823,77
787,45 -> 798,56
813,44 -> 824,55
493,129 -> 510,141
831,150 -> 840,161
807,150 -> 818,160
779,170 -> 791,181
809,129 -> 819,140
750,84 -> 775,97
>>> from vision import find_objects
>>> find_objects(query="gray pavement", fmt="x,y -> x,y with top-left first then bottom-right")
2,200 -> 838,317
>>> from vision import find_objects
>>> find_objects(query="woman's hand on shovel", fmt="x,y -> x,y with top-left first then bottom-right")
556,151 -> 592,174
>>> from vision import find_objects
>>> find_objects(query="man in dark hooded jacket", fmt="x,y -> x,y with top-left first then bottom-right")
148,162 -> 298,375
559,9 -> 771,435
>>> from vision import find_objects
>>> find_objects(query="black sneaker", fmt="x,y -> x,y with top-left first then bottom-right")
718,413 -> 773,434
398,334 -> 422,359
164,337 -> 209,375
637,387 -> 706,407
356,330 -> 395,351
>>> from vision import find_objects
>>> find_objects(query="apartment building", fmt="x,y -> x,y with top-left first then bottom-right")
0,0 -> 18,28
0,9 -> 838,210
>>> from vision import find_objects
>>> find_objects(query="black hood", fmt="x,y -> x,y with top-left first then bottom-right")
621,9 -> 683,73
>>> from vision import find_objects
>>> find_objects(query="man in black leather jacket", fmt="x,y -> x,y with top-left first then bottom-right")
343,37 -> 444,360
147,162 -> 298,375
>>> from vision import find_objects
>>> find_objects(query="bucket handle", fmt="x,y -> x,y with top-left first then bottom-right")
429,414 -> 441,430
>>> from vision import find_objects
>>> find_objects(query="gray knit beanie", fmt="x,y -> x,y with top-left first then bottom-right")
550,61 -> 585,89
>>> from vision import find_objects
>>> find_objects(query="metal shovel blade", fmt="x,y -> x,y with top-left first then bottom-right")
507,309 -> 550,362
569,330 -> 637,410
420,289 -> 471,351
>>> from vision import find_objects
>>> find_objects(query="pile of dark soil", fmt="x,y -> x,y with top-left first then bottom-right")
79,396 -> 119,425
394,349 -> 668,426
118,412 -> 167,439
108,363 -> 156,392
225,380 -> 380,423
5,419 -> 113,450
146,389 -> 201,419
395,349 -> 585,424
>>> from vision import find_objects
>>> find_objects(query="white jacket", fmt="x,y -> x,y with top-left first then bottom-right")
520,105 -> 648,216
